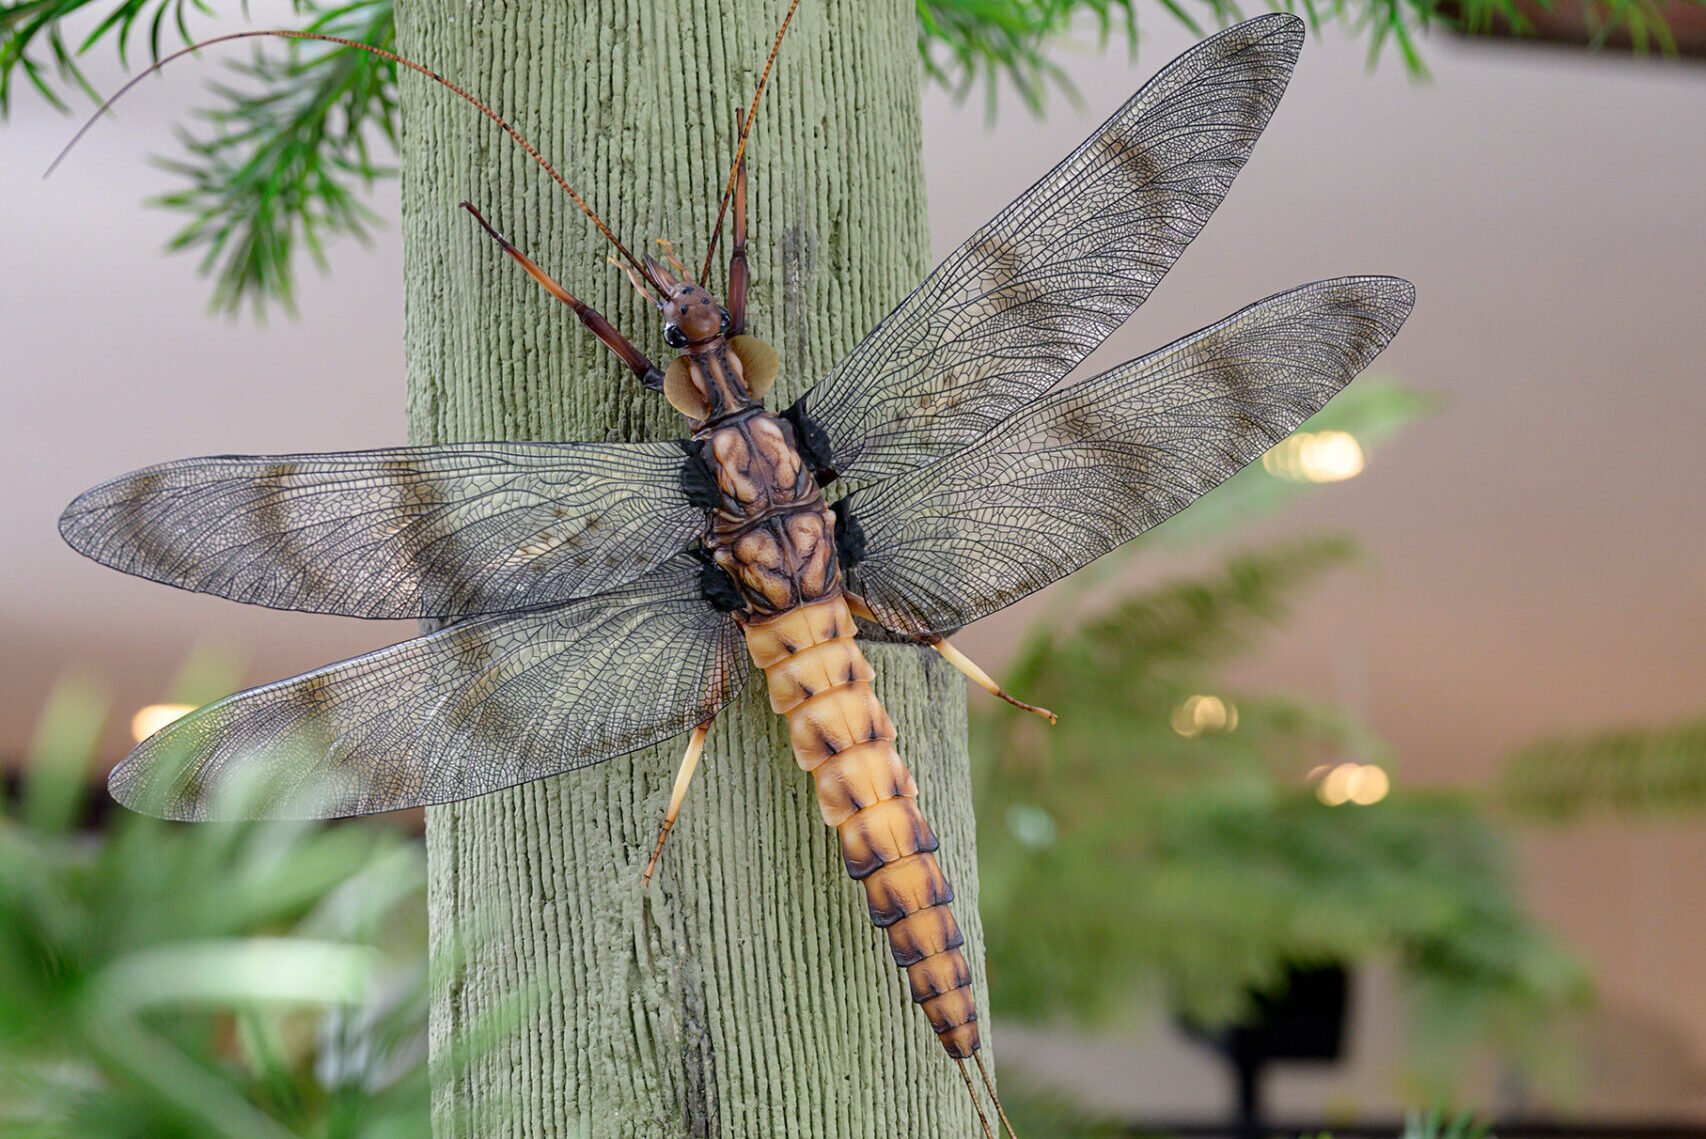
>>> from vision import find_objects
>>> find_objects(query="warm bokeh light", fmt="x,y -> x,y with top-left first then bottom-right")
1170,693 -> 1238,737
1262,430 -> 1366,483
1347,764 -> 1391,805
130,703 -> 195,743
1318,763 -> 1353,805
1316,761 -> 1391,806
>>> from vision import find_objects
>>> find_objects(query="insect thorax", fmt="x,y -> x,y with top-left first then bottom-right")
701,410 -> 839,619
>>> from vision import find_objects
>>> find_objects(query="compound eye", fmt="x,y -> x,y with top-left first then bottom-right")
718,309 -> 732,335
663,324 -> 689,349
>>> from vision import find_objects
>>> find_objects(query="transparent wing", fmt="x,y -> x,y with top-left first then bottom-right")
799,14 -> 1304,486
841,277 -> 1415,635
60,441 -> 701,618
107,555 -> 746,820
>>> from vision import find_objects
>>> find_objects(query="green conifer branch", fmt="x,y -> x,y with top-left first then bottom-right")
146,0 -> 398,317
7,0 -> 1699,315
971,534 -> 1587,1070
1500,715 -> 1706,820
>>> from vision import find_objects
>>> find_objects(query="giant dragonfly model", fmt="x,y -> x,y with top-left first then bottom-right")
61,11 -> 1412,1136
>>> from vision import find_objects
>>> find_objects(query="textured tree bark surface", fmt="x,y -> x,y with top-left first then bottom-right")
393,1 -> 995,1134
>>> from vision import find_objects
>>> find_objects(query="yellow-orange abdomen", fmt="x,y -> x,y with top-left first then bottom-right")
743,595 -> 981,1059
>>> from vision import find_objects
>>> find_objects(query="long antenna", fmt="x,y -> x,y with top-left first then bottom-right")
698,0 -> 802,284
46,29 -> 657,286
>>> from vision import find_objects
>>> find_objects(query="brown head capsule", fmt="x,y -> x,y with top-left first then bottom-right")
648,255 -> 770,424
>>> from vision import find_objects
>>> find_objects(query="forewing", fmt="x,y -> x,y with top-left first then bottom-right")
842,277 -> 1416,635
61,441 -> 701,618
799,14 -> 1304,485
107,555 -> 746,820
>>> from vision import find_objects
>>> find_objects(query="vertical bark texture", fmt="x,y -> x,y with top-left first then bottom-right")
393,1 -> 994,1134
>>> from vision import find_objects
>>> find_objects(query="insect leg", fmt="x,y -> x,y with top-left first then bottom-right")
726,109 -> 749,335
843,593 -> 1056,723
461,202 -> 667,391
641,718 -> 715,889
929,638 -> 1056,723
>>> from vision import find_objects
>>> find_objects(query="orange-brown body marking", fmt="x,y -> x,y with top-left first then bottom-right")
696,391 -> 981,1060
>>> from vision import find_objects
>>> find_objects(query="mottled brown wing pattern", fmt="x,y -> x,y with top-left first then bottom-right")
840,277 -> 1416,635
59,442 -> 701,618
66,12 -> 1415,846
799,13 -> 1305,487
108,555 -> 745,820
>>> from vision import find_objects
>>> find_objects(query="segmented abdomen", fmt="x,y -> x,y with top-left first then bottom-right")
742,594 -> 981,1059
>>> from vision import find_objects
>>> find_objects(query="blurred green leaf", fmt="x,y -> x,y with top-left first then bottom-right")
1401,1106 -> 1496,1139
1500,714 -> 1706,821
84,939 -> 380,1012
163,643 -> 248,707
0,671 -> 434,1139
20,672 -> 108,835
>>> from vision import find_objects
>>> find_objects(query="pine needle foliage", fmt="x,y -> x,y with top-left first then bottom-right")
147,0 -> 399,317
0,0 -> 213,112
919,0 -> 1139,115
6,0 -> 1701,315
970,534 -> 1587,1059
1500,714 -> 1706,821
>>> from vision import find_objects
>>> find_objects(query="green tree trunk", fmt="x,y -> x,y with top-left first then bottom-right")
394,1 -> 996,1133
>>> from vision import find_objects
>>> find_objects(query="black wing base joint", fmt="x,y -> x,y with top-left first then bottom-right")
781,399 -> 839,487
831,496 -> 866,576
692,547 -> 746,613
